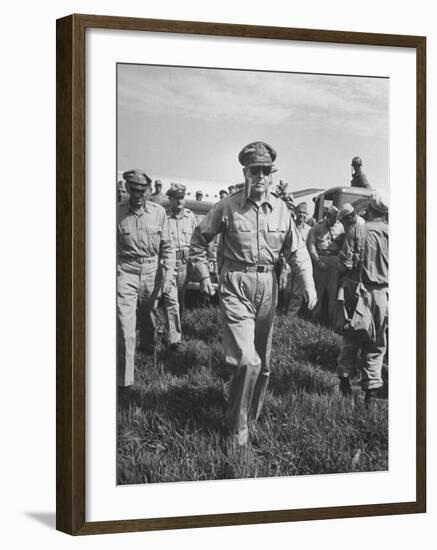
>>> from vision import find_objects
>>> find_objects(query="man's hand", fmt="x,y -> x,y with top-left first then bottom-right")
162,277 -> 174,296
303,285 -> 318,310
200,277 -> 216,296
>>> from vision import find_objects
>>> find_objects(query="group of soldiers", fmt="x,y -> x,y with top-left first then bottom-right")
117,143 -> 388,454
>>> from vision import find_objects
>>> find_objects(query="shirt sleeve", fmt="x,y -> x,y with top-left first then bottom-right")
189,203 -> 226,280
360,173 -> 371,189
282,218 -> 314,291
158,209 -> 176,270
306,223 -> 320,262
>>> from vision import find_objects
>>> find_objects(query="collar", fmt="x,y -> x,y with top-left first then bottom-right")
128,202 -> 151,215
167,207 -> 187,219
246,191 -> 274,211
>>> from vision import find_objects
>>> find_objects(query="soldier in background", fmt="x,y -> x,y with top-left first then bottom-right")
338,202 -> 365,238
283,202 -> 311,317
228,185 -> 237,195
337,192 -> 388,405
307,206 -> 344,326
163,184 -> 197,352
351,156 -> 371,189
219,189 -> 229,200
190,141 -> 316,452
117,170 -> 175,389
195,190 -> 204,201
151,179 -> 166,205
117,179 -> 129,203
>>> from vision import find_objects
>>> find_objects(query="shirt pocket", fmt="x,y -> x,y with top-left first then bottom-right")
266,222 -> 286,252
228,220 -> 253,257
144,225 -> 161,251
118,222 -> 132,249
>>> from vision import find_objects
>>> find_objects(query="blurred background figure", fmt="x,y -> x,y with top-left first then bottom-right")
337,191 -> 389,405
219,189 -> 229,200
151,179 -> 166,205
228,185 -> 237,195
338,202 -> 365,238
307,205 -> 344,326
163,183 -> 197,352
195,190 -> 204,201
351,156 -> 371,189
117,179 -> 129,203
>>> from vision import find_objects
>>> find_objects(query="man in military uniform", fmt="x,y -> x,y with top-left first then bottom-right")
351,156 -> 371,189
117,170 -> 175,388
307,206 -> 344,326
189,142 -> 316,450
151,179 -> 166,205
337,192 -> 389,404
117,179 -> 128,203
338,202 -> 365,237
195,190 -> 204,201
163,183 -> 197,351
284,202 -> 311,317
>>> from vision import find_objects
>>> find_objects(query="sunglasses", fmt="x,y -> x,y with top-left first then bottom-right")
248,166 -> 272,177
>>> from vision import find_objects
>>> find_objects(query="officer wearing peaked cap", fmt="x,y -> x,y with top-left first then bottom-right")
117,169 -> 175,388
163,183 -> 197,351
189,141 -> 316,451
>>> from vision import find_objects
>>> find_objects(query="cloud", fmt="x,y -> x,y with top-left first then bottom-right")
118,64 -> 388,137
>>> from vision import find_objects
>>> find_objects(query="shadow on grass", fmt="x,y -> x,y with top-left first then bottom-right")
118,383 -> 227,435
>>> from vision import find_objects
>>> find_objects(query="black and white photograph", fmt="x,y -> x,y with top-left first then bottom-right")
116,62 -> 389,485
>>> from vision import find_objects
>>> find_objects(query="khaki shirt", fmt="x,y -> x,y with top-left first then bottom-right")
340,219 -> 389,286
166,207 -> 197,251
117,200 -> 175,269
189,190 -> 313,286
307,219 -> 344,262
296,222 -> 310,243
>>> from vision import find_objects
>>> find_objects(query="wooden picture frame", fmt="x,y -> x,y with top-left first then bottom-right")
56,13 -> 426,535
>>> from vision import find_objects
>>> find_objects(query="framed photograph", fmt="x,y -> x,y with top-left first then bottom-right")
56,14 -> 426,535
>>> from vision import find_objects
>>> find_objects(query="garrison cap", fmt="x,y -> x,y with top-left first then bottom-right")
166,183 -> 187,198
369,191 -> 388,214
296,201 -> 308,214
351,156 -> 362,166
123,169 -> 152,186
238,141 -> 277,167
338,202 -> 355,221
196,190 -> 203,196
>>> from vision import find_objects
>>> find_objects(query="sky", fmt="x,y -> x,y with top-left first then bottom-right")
117,63 -> 389,193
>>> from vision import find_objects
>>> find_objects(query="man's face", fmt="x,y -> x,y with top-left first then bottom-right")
326,212 -> 337,227
296,210 -> 308,225
127,183 -> 150,208
245,165 -> 273,196
155,184 -> 162,194
170,194 -> 185,211
341,212 -> 356,227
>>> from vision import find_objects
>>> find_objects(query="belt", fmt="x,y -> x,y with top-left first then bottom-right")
224,259 -> 274,273
175,249 -> 189,261
119,255 -> 157,264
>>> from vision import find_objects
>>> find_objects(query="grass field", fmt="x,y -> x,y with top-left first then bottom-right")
117,305 -> 388,484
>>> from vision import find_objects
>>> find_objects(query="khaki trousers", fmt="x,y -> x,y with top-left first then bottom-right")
117,258 -> 161,386
338,286 -> 388,390
219,264 -> 278,446
163,260 -> 188,344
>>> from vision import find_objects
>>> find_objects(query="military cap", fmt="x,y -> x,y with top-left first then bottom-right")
338,202 -> 355,221
117,179 -> 127,190
369,191 -> 388,214
154,179 -> 163,187
296,201 -> 308,214
238,141 -> 277,167
351,156 -> 362,166
327,205 -> 339,216
196,190 -> 203,196
219,189 -> 228,195
166,183 -> 187,198
123,169 -> 152,186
